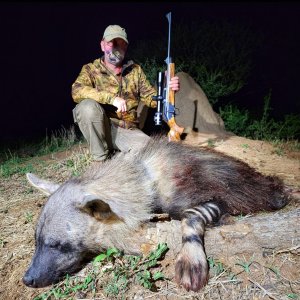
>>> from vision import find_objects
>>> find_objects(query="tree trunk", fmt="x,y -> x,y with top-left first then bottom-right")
143,208 -> 300,261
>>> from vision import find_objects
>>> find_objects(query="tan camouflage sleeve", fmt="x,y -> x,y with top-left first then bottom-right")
138,66 -> 157,108
71,65 -> 114,104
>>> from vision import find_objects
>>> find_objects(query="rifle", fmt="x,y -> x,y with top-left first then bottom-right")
152,12 -> 184,142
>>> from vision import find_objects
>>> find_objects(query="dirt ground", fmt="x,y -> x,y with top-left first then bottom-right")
0,132 -> 299,300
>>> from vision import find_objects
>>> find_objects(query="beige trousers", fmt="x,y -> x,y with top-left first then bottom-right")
73,99 -> 150,161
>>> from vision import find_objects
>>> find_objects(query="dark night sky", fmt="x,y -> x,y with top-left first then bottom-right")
0,2 -> 299,143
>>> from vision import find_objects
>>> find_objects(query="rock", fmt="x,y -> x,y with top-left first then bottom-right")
174,72 -> 227,134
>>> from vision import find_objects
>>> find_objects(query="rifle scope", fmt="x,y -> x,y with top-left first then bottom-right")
153,71 -> 164,126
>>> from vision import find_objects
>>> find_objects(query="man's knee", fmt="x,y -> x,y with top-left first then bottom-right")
74,99 -> 105,122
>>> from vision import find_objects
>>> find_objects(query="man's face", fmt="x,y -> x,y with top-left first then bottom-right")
101,38 -> 128,52
101,38 -> 128,66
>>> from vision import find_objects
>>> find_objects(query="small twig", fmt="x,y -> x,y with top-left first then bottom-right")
248,278 -> 280,300
209,279 -> 242,286
275,245 -> 300,255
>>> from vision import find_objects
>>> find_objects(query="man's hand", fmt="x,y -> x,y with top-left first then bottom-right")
113,96 -> 127,113
169,76 -> 180,92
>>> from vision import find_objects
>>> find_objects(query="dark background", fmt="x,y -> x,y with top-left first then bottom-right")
0,2 -> 299,144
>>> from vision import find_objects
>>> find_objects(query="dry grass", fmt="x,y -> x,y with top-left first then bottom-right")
0,134 -> 299,300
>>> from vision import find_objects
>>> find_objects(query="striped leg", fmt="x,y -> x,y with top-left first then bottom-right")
175,202 -> 222,292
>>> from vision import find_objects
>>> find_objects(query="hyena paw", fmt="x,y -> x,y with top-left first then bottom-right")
175,246 -> 208,292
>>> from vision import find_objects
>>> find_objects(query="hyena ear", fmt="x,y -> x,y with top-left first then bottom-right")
26,173 -> 60,196
77,195 -> 121,222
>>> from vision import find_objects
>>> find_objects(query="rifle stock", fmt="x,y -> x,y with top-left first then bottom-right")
166,63 -> 184,141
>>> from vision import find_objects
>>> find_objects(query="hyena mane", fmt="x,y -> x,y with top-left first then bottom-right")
123,137 -> 289,218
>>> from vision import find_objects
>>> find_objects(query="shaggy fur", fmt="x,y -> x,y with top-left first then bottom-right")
23,137 -> 289,291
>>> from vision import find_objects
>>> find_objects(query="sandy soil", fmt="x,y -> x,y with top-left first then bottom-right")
0,132 -> 299,299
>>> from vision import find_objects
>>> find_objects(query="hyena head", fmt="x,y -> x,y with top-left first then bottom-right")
23,172 -> 143,288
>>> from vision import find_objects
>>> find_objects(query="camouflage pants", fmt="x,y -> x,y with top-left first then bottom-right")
73,99 -> 150,161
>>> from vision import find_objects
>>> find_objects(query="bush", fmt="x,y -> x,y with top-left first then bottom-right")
219,104 -> 251,136
219,90 -> 300,141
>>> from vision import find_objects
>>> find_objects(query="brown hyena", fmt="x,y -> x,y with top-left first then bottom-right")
23,137 -> 289,292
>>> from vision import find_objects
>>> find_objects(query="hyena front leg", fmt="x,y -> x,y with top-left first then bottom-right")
175,201 -> 222,292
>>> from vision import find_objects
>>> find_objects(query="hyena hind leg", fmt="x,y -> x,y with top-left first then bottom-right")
175,201 -> 222,292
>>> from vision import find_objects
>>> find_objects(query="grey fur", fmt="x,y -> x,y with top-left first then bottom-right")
23,137 -> 289,291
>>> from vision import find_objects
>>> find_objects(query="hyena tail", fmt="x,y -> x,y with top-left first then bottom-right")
175,201 -> 222,292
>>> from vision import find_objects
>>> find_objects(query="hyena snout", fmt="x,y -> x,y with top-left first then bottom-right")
23,266 -> 57,288
23,248 -> 61,288
23,244 -> 90,288
22,271 -> 36,288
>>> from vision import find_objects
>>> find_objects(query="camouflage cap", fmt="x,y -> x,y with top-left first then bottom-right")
103,25 -> 129,44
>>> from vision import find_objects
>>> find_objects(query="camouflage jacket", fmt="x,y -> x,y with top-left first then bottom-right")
72,57 -> 157,127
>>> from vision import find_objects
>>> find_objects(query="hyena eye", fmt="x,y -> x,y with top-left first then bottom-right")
60,242 -> 75,253
48,241 -> 74,253
48,241 -> 60,249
